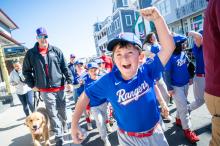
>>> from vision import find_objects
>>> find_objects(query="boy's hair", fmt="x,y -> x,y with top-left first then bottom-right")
12,59 -> 20,65
143,32 -> 155,45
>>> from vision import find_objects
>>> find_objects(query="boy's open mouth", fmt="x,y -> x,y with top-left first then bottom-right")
122,64 -> 131,69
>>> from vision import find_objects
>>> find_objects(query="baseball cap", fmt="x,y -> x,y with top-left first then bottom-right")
74,60 -> 84,65
107,32 -> 142,51
36,27 -> 47,36
70,54 -> 76,58
173,34 -> 187,44
87,62 -> 99,70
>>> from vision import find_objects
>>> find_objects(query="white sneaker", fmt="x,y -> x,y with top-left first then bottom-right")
87,123 -> 93,131
103,138 -> 111,146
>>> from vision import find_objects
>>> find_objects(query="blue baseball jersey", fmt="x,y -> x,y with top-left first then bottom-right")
73,71 -> 87,97
192,44 -> 205,74
166,52 -> 190,86
149,44 -> 162,80
150,44 -> 161,54
85,55 -> 163,132
84,75 -> 107,107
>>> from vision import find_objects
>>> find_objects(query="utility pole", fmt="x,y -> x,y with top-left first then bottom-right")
0,45 -> 11,95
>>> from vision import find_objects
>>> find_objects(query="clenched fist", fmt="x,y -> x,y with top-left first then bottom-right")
140,7 -> 162,21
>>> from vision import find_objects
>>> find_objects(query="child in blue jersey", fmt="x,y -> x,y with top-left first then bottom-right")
143,32 -> 172,121
71,7 -> 175,146
144,32 -> 161,54
72,60 -> 93,130
187,30 -> 205,112
84,62 -> 111,146
164,34 -> 200,143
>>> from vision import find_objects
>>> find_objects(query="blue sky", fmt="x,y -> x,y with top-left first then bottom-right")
1,0 -> 112,60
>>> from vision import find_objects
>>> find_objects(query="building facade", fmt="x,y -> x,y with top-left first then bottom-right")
152,0 -> 208,34
93,0 -> 152,56
0,9 -> 26,104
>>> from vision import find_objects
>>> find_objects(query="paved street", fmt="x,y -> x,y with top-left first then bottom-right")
0,85 -> 211,146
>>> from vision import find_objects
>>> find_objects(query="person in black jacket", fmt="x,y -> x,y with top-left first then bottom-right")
23,27 -> 72,146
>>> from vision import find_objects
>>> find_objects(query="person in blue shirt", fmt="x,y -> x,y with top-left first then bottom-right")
72,60 -> 93,130
187,30 -> 205,113
84,62 -> 111,146
164,34 -> 200,143
143,32 -> 172,122
71,7 -> 175,146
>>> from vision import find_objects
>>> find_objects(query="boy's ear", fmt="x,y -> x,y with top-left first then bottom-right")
139,52 -> 145,62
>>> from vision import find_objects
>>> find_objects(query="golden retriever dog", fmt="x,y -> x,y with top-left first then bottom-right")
26,107 -> 50,146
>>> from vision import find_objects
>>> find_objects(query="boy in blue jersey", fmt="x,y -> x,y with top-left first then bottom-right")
164,34 -> 200,143
84,62 -> 111,146
71,7 -> 175,146
187,30 -> 205,112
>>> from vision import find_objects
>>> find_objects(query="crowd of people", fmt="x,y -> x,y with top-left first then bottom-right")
8,1 -> 220,146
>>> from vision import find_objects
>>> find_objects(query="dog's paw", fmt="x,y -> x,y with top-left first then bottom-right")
45,140 -> 51,146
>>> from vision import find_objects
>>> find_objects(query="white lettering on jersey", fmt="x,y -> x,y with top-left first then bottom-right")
116,81 -> 150,105
177,58 -> 186,66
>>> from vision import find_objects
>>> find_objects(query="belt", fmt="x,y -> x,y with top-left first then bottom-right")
119,124 -> 158,138
196,74 -> 205,77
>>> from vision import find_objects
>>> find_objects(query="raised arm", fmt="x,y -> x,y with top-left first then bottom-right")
140,7 -> 175,66
71,91 -> 90,144
188,31 -> 203,47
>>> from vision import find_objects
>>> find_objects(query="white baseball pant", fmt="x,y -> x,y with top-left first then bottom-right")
173,85 -> 191,130
90,102 -> 108,140
189,76 -> 205,111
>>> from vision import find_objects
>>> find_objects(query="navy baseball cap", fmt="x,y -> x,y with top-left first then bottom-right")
87,62 -> 99,70
107,32 -> 142,51
173,34 -> 187,44
36,27 -> 47,36
74,60 -> 84,65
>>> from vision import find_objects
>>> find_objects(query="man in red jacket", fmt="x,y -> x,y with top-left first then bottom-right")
100,49 -> 113,72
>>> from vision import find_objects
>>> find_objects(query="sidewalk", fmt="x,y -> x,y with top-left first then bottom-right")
0,94 -> 81,146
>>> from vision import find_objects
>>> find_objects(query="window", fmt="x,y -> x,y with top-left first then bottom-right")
122,0 -> 128,6
176,0 -> 192,8
117,18 -> 120,29
108,27 -> 111,35
157,0 -> 171,16
125,15 -> 132,26
114,21 -> 118,30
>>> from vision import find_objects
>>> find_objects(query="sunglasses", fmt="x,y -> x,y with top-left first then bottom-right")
37,35 -> 48,39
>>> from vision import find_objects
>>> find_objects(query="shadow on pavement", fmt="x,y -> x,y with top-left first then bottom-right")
16,117 -> 26,121
165,125 -> 197,146
0,123 -> 24,131
195,123 -> 211,135
9,133 -> 32,146
11,103 -> 22,107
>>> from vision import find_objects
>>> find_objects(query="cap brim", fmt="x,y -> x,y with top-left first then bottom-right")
107,39 -> 123,51
107,39 -> 142,52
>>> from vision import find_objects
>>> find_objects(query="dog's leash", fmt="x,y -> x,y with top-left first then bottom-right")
34,91 -> 43,111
